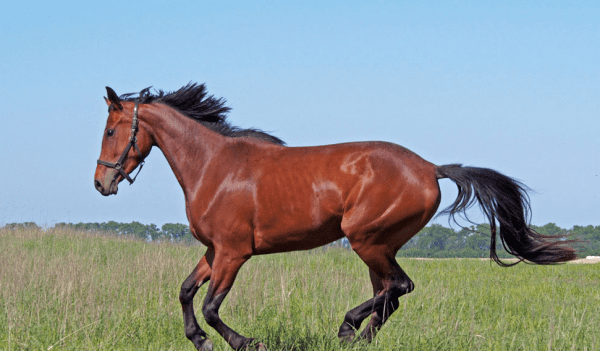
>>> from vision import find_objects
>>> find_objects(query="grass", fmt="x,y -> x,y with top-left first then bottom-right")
1,227 -> 598,351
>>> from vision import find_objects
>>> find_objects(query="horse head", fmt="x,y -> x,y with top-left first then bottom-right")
94,87 -> 153,196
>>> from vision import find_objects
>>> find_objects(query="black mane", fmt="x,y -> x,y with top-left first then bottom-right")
120,83 -> 285,145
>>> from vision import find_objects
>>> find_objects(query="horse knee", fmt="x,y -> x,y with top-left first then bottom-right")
179,281 -> 197,305
202,298 -> 220,327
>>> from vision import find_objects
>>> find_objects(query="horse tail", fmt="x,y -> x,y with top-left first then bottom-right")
435,164 -> 577,266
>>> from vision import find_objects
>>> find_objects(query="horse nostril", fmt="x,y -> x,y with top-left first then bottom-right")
95,180 -> 103,192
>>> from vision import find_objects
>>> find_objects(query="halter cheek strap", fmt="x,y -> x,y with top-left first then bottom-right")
97,100 -> 146,185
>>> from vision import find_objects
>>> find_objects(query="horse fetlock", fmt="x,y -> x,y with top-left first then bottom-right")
188,336 -> 212,351
185,323 -> 207,340
403,280 -> 415,294
390,279 -> 414,296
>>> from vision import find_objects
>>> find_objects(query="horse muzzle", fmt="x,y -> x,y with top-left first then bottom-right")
94,177 -> 119,196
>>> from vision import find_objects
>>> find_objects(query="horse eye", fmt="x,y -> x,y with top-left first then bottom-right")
106,129 -> 115,137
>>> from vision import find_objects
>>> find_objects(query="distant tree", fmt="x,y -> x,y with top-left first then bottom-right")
104,221 -> 122,234
531,223 -> 566,236
146,223 -> 162,241
418,224 -> 453,251
162,223 -> 195,243
570,225 -> 600,256
327,238 -> 350,249
3,222 -> 40,230
465,225 -> 490,251
123,221 -> 150,240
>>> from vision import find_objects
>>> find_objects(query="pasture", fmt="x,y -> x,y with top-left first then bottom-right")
1,226 -> 598,350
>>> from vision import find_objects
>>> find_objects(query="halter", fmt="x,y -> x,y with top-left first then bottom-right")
97,100 -> 145,184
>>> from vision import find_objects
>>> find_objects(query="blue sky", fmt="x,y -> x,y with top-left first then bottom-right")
1,1 -> 598,229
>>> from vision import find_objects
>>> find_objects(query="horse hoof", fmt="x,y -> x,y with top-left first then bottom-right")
200,338 -> 213,351
338,333 -> 355,344
244,340 -> 267,351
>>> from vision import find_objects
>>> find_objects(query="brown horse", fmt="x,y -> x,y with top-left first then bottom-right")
94,83 -> 576,351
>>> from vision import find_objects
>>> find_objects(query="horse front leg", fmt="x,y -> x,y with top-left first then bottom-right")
180,249 -> 214,351
201,252 -> 266,351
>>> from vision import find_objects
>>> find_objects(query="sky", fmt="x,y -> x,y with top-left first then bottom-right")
1,1 -> 598,230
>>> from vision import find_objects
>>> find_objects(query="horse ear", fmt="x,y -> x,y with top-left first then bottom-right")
105,86 -> 123,110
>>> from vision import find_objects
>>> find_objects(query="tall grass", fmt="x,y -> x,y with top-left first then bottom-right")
1,227 -> 598,350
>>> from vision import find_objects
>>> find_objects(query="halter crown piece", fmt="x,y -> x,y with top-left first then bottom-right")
97,99 -> 145,184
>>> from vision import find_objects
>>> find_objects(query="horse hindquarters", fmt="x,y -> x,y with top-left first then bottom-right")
337,160 -> 441,342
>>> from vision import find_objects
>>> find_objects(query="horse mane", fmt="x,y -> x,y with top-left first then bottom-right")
119,83 -> 285,145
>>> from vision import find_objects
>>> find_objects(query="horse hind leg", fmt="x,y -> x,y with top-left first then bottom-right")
337,248 -> 414,343
337,168 -> 440,342
359,266 -> 410,341
180,250 -> 214,351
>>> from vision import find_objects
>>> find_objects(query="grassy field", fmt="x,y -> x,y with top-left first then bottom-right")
1,227 -> 598,351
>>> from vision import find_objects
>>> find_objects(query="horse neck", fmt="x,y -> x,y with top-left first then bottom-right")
139,103 -> 225,196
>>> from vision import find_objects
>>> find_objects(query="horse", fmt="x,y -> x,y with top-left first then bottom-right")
94,83 -> 577,351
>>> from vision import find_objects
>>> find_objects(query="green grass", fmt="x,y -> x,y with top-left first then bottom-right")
1,227 -> 598,350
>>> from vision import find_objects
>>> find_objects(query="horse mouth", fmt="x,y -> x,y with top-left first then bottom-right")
95,179 -> 119,196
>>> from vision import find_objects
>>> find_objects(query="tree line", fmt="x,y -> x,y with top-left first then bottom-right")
396,223 -> 598,259
3,221 -> 197,244
2,221 -> 598,258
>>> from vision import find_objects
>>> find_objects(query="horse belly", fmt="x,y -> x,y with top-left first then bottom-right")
253,216 -> 344,254
253,181 -> 345,254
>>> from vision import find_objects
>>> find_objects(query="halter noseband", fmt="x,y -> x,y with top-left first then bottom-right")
97,100 -> 145,185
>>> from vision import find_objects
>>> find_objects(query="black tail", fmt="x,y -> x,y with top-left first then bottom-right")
436,164 -> 577,266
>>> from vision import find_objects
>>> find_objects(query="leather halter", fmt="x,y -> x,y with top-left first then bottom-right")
97,100 -> 145,184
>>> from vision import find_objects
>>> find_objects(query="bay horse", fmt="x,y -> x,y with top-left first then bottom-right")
94,83 -> 576,351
